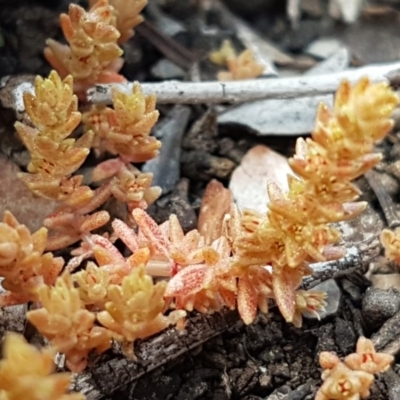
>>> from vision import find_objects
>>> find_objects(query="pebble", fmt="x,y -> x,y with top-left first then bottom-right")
181,151 -> 236,181
372,310 -> 400,354
151,59 -> 185,79
362,287 -> 400,329
148,178 -> 197,231
0,283 -> 26,340
218,94 -> 333,136
305,37 -> 345,60
383,369 -> 400,400
304,47 -> 350,76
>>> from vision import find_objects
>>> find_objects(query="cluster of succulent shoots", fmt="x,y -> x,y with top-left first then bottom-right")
0,333 -> 84,400
209,39 -> 264,81
316,337 -> 394,399
231,77 -> 400,325
44,0 -> 147,98
380,225 -> 400,265
1,69 -> 398,376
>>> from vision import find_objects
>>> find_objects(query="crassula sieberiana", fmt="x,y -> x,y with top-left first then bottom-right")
1,72 -> 397,371
316,337 -> 393,400
0,333 -> 83,400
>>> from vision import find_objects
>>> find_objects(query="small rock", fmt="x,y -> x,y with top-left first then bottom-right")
335,318 -> 357,354
181,151 -> 236,182
305,37 -> 345,60
0,75 -> 36,167
383,369 -> 400,400
385,160 -> 400,181
369,274 -> 400,291
218,94 -> 333,136
272,363 -> 290,380
151,59 -> 185,80
218,137 -> 249,164
258,373 -> 272,389
372,310 -> 400,354
231,364 -> 258,395
378,172 -> 399,198
305,47 -> 350,76
203,352 -> 231,369
183,109 -> 219,153
362,287 -> 400,329
307,279 -> 341,320
148,178 -> 197,231
259,348 -> 285,364
0,284 -> 26,341
340,278 -> 362,303
266,387 -> 290,400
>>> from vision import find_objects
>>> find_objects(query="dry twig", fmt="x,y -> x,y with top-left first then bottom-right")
88,60 -> 400,105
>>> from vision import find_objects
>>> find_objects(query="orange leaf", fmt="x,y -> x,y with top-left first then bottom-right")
237,275 -> 257,325
272,271 -> 296,323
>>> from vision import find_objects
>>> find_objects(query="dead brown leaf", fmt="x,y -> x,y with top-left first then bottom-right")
229,145 -> 293,214
0,157 -> 58,231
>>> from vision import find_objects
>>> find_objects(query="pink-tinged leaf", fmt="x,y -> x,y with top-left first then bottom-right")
198,179 -> 233,245
175,294 -> 195,312
237,275 -> 257,325
45,232 -> 81,251
43,257 -> 64,285
171,261 -> 178,276
165,264 -> 208,298
252,266 -> 273,297
80,210 -> 110,232
92,158 -> 124,182
127,247 -> 150,268
112,218 -> 139,253
159,220 -> 170,239
132,208 -> 169,257
202,247 -> 219,266
179,231 -> 204,260
66,251 -> 92,273
267,180 -> 285,203
322,245 -> 346,261
168,214 -> 184,244
0,291 -> 32,307
219,286 -> 236,310
257,295 -> 269,314
91,234 -> 124,265
78,182 -> 112,215
272,272 -> 296,323
211,236 -> 230,257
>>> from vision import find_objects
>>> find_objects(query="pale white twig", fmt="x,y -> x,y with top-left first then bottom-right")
88,60 -> 400,105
